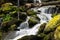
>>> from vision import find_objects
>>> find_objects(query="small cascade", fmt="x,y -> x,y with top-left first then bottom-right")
4,5 -> 57,40
13,22 -> 45,40
17,16 -> 30,29
12,6 -> 55,40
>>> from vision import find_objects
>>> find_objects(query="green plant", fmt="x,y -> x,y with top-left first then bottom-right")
3,14 -> 12,22
19,6 -> 27,12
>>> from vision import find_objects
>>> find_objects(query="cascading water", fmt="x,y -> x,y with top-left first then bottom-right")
4,4 -> 57,40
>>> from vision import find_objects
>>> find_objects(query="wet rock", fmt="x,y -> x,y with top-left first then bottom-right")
18,35 -> 41,40
37,23 -> 46,34
28,15 -> 40,28
54,26 -> 60,40
43,32 -> 54,40
19,12 -> 27,21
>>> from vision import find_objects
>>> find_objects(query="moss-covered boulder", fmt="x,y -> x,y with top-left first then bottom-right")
43,32 -> 54,40
54,26 -> 60,40
37,23 -> 46,34
0,14 -> 5,18
1,18 -> 22,32
1,3 -> 13,11
28,15 -> 40,28
44,14 -> 60,33
1,3 -> 19,14
18,35 -> 41,40
27,10 -> 36,16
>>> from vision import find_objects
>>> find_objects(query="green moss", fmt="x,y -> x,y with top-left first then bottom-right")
9,24 -> 16,31
54,26 -> 60,40
28,16 -> 40,28
37,23 -> 46,34
51,13 -> 59,17
44,14 -> 60,33
1,3 -> 13,11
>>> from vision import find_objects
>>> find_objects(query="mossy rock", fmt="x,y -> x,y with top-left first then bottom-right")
51,13 -> 59,17
28,15 -> 40,28
37,23 -> 46,34
1,18 -> 22,32
27,10 -> 36,16
44,14 -> 60,33
37,33 -> 46,38
54,26 -> 60,40
1,3 -> 13,11
43,32 -> 54,40
18,35 -> 41,40
19,12 -> 27,21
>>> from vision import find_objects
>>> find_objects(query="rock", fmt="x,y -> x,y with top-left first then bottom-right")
28,15 -> 40,28
51,13 -> 59,17
43,32 -> 54,40
44,14 -> 60,33
1,18 -> 22,32
19,12 -> 27,21
11,12 -> 27,21
1,3 -> 13,11
54,26 -> 60,40
9,24 -> 17,31
18,35 -> 41,40
37,23 -> 46,34
27,10 -> 36,16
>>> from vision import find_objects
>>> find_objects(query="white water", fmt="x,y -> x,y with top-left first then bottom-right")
34,0 -> 41,3
4,5 -> 57,40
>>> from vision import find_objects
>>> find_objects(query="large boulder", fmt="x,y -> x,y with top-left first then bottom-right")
54,26 -> 60,40
1,18 -> 22,32
44,14 -> 60,33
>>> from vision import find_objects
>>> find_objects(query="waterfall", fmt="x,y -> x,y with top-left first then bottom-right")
17,16 -> 30,29
4,5 -> 57,40
34,0 -> 41,3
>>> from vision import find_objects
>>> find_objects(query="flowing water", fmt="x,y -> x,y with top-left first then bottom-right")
4,1 -> 58,40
